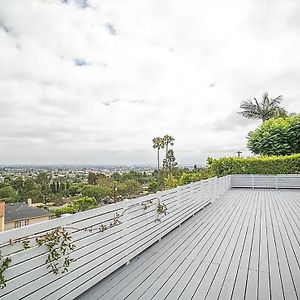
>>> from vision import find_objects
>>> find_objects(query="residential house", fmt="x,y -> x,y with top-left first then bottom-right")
2,200 -> 52,231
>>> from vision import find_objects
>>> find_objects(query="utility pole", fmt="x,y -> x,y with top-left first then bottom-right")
237,151 -> 242,157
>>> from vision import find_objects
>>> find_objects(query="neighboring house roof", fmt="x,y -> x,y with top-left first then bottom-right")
5,202 -> 51,222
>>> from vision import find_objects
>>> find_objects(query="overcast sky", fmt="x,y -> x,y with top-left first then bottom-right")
0,0 -> 299,165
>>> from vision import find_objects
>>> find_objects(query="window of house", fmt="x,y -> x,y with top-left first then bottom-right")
15,219 -> 29,228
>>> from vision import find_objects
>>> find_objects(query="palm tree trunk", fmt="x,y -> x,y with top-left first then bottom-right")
165,144 -> 168,160
165,143 -> 168,177
157,149 -> 160,171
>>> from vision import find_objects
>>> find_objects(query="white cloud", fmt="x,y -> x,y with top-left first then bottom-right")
0,0 -> 299,164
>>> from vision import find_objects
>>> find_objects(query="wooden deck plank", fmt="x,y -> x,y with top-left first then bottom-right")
245,269 -> 258,300
274,195 -> 300,298
191,263 -> 219,300
100,193 -> 238,300
217,190 -> 256,300
258,271 -> 270,300
265,190 -> 285,300
158,190 -> 247,299
122,191 -> 243,299
89,194 -> 233,300
77,189 -> 300,300
230,190 -> 259,300
205,189 -> 255,300
141,203 -> 235,300
270,190 -> 300,299
258,189 -> 271,300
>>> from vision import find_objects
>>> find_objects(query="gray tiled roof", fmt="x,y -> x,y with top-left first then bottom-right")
5,202 -> 51,222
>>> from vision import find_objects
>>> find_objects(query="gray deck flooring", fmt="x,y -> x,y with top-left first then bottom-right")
78,188 -> 300,300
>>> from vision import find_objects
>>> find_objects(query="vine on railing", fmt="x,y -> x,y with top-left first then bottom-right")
0,208 -> 129,289
156,201 -> 168,222
142,200 -> 154,210
0,227 -> 77,289
0,251 -> 12,289
36,228 -> 76,275
157,201 -> 167,215
78,212 -> 122,233
141,198 -> 168,222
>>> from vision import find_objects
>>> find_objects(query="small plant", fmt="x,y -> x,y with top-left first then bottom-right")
36,227 -> 76,275
83,213 -> 122,233
0,251 -> 12,289
141,200 -> 153,210
22,237 -> 31,250
157,201 -> 167,215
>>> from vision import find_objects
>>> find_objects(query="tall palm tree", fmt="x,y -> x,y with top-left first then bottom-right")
163,135 -> 175,160
152,137 -> 165,171
238,92 -> 287,122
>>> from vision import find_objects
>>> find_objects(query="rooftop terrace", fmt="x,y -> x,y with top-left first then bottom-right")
79,188 -> 300,300
0,175 -> 299,300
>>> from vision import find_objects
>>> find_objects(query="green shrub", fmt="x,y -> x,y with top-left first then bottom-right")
179,169 -> 213,185
209,154 -> 300,176
54,206 -> 78,217
247,115 -> 300,155
73,196 -> 98,211
53,196 -> 98,217
164,175 -> 179,189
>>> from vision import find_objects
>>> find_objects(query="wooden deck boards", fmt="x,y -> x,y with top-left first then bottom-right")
78,189 -> 300,300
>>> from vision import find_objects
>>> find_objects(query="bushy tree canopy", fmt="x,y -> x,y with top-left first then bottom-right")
247,115 -> 300,155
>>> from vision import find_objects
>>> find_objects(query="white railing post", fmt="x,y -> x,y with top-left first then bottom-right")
176,187 -> 183,227
215,177 -> 218,200
212,178 -> 216,201
209,178 -> 212,201
214,177 -> 218,201
199,180 -> 203,203
156,191 -> 164,241
252,174 -> 254,189
122,201 -> 131,265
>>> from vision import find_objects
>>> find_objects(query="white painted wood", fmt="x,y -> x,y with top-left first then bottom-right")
0,176 -> 232,300
231,174 -> 300,189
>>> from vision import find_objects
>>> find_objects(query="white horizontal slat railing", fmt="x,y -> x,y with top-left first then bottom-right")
0,176 -> 231,300
231,174 -> 300,189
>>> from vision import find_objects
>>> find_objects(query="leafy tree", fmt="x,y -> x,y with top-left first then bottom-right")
53,206 -> 78,217
163,135 -> 175,160
73,196 -> 98,211
50,182 -> 57,194
11,177 -> 24,194
82,185 -> 112,202
111,172 -> 122,181
122,179 -> 140,196
164,175 -> 178,189
148,178 -> 158,193
87,172 -> 99,185
53,196 -> 98,217
152,137 -> 165,171
26,188 -> 43,203
0,186 -> 18,202
247,115 -> 300,155
68,183 -> 84,196
238,92 -> 287,121
36,172 -> 51,202
163,149 -> 178,176
21,178 -> 43,202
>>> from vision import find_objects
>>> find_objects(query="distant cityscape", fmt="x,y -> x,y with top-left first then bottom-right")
0,164 -> 203,181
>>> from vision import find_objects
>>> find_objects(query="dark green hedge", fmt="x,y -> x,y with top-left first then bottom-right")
209,154 -> 300,176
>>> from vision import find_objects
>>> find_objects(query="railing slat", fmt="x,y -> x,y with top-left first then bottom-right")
0,176 -> 233,300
